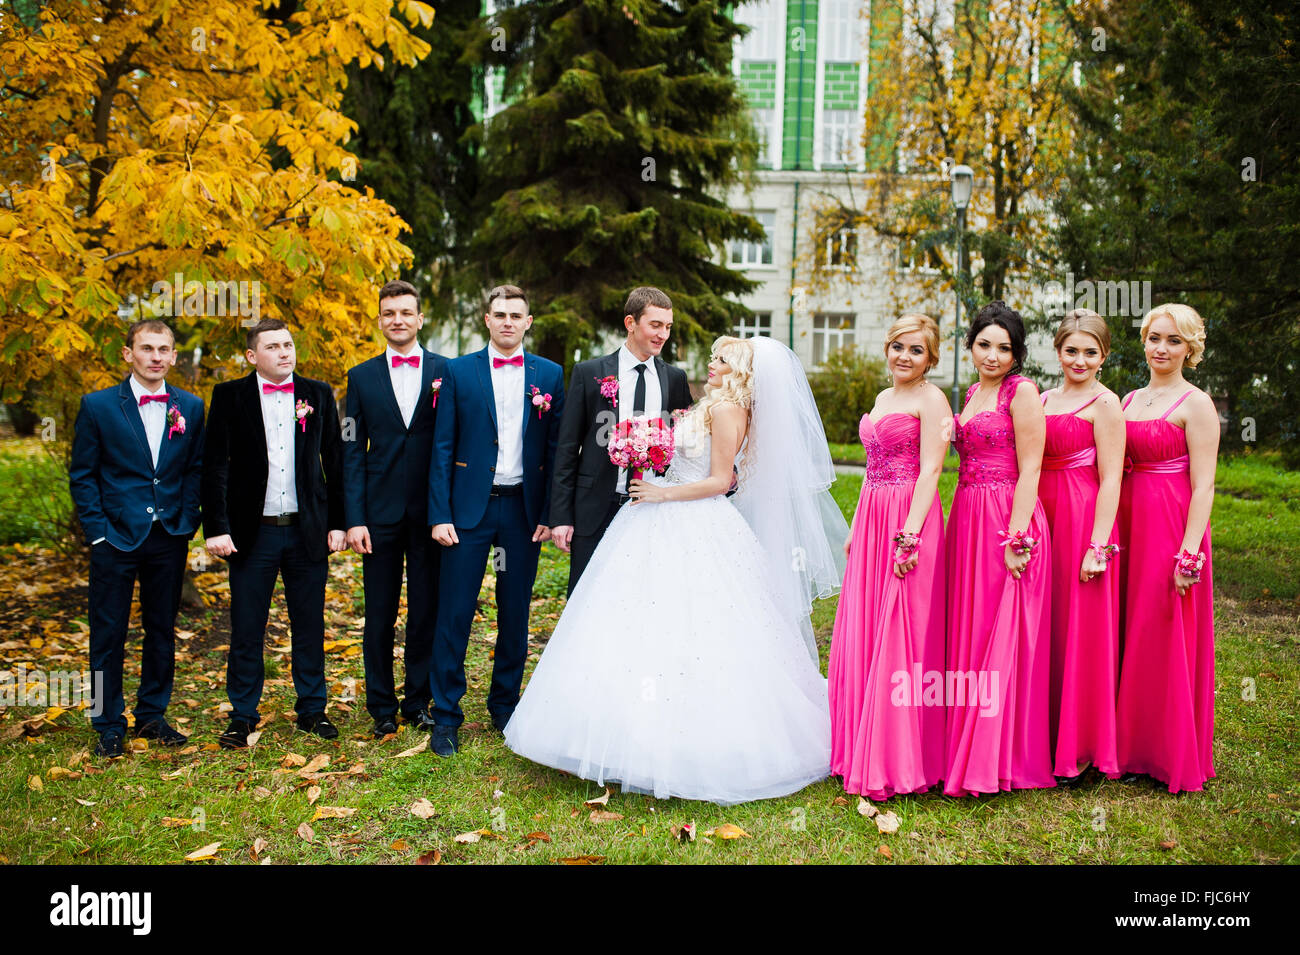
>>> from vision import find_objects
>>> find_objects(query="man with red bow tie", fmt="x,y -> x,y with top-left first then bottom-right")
201,319 -> 346,748
426,285 -> 564,756
70,320 -> 206,758
341,280 -> 449,738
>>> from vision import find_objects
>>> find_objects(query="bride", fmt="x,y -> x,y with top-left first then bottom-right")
503,335 -> 848,805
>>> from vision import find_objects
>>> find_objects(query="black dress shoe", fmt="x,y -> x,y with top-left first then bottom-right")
490,712 -> 512,733
430,724 -> 458,757
94,732 -> 125,758
1118,772 -> 1145,785
297,713 -> 339,740
218,719 -> 257,749
401,708 -> 432,728
133,719 -> 188,746
373,717 -> 399,738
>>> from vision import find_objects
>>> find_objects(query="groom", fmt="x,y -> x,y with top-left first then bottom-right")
549,286 -> 692,594
427,284 -> 564,756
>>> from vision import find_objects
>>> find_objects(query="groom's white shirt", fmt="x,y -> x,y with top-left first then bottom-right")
616,344 -> 663,494
488,343 -> 525,486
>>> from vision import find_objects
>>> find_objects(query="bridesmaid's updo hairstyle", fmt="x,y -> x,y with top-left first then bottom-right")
1053,308 -> 1111,357
694,335 -> 754,428
1140,303 -> 1207,368
966,300 -> 1027,373
886,314 -> 941,370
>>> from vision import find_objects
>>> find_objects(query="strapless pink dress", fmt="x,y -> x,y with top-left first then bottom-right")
828,413 -> 946,799
1115,390 -> 1215,792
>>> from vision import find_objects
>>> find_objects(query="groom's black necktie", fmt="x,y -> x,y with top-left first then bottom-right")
632,363 -> 647,417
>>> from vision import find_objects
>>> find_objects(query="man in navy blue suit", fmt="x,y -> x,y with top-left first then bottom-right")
342,280 -> 449,738
427,284 -> 565,756
70,319 -> 205,757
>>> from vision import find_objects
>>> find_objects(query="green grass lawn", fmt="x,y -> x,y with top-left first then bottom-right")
0,441 -> 1296,864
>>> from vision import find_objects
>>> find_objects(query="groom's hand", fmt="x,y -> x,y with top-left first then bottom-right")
550,525 -> 574,553
532,524 -> 551,543
432,523 -> 459,547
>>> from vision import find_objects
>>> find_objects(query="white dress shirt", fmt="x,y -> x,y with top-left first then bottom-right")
128,375 -> 167,472
488,343 -> 525,485
257,372 -> 299,516
386,344 -> 421,428
616,345 -> 662,493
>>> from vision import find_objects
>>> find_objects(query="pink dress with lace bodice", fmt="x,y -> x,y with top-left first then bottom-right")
828,412 -> 946,799
943,374 -> 1055,796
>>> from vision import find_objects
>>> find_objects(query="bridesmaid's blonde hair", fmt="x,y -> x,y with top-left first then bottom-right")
885,314 -> 941,370
692,336 -> 754,428
1054,308 -> 1111,357
1140,303 -> 1207,368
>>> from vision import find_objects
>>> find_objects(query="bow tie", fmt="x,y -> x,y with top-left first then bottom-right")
262,381 -> 294,395
391,354 -> 420,368
492,354 -> 524,368
138,393 -> 168,406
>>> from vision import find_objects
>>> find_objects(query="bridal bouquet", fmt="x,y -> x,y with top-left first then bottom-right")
608,415 -> 675,481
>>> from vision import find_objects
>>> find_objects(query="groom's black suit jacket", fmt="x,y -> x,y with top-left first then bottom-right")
201,372 -> 345,562
549,350 -> 693,537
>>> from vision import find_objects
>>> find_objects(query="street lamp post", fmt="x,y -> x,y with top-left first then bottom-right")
949,164 -> 973,414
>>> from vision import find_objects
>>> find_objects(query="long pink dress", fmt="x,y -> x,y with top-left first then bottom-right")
1039,392 -> 1120,778
944,374 -> 1055,796
1116,390 -> 1215,792
828,413 -> 946,799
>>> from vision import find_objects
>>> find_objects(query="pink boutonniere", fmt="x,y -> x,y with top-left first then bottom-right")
530,385 -> 552,419
166,404 -> 186,440
430,377 -> 442,409
294,399 -> 314,433
596,375 -> 619,407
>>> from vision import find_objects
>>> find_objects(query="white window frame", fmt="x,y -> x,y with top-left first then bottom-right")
812,313 -> 857,365
728,211 -> 777,268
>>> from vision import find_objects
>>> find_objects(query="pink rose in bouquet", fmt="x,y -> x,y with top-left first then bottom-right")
608,415 -> 674,481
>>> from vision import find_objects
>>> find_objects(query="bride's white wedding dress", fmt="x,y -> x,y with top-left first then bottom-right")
503,411 -> 831,805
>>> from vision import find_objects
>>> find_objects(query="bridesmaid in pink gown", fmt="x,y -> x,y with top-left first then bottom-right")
1038,309 -> 1124,784
944,301 -> 1055,796
829,315 -> 950,800
1116,303 -> 1218,793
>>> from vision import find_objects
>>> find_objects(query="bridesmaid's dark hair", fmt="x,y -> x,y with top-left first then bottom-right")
965,301 -> 1027,373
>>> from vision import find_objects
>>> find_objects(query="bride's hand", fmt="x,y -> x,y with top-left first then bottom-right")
627,479 -> 668,504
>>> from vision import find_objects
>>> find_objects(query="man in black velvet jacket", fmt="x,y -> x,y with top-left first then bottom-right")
202,318 -> 346,748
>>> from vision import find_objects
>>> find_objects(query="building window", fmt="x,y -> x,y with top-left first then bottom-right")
813,313 -> 856,365
821,0 -> 863,62
897,238 -> 943,275
752,108 -> 776,166
734,312 -> 772,338
821,108 -> 857,166
729,211 -> 776,268
817,228 -> 858,272
735,0 -> 783,61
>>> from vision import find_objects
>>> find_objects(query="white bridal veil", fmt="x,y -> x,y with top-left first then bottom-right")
732,336 -> 850,661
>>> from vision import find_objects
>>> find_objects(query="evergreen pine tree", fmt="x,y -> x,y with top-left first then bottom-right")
341,0 -> 481,325
1056,0 -> 1300,458
466,0 -> 763,364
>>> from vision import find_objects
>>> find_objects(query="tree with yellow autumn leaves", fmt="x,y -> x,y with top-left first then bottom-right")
0,0 -> 435,427
804,0 -> 1076,313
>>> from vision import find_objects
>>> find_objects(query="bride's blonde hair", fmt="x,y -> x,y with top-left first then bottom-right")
690,336 -> 754,428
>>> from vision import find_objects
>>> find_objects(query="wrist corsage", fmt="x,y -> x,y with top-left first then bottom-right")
1089,542 -> 1120,565
892,530 -> 922,565
998,529 -> 1039,558
1174,548 -> 1205,583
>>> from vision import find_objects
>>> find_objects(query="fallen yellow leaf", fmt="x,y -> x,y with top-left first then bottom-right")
185,842 -> 221,861
310,806 -> 357,821
27,775 -> 42,791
